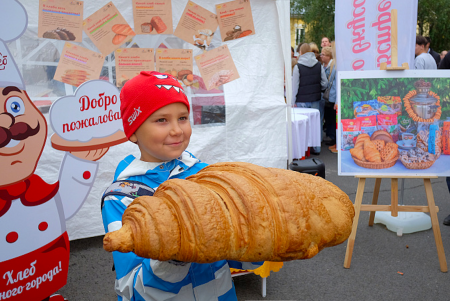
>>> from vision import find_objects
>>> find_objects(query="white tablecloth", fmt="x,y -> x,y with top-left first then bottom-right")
289,114 -> 309,159
293,108 -> 321,147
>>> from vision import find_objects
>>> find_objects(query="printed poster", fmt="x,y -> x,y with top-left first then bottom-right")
54,42 -> 105,87
132,0 -> 173,35
155,48 -> 193,86
338,70 -> 450,177
83,2 -> 136,56
115,48 -> 155,87
173,1 -> 218,50
194,44 -> 239,90
216,0 -> 255,42
335,0 -> 417,71
38,0 -> 84,42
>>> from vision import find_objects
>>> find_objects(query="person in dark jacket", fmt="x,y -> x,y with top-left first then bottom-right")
438,51 -> 450,69
425,36 -> 441,67
292,43 -> 328,154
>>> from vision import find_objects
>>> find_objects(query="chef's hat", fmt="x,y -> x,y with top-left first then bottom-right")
0,0 -> 28,90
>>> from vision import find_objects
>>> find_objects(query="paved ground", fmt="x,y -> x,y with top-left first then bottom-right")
57,143 -> 450,300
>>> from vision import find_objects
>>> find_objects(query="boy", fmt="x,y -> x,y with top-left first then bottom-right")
101,71 -> 262,301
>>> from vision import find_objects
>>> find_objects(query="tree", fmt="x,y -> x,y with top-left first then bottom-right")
291,0 -> 450,52
290,0 -> 335,47
417,0 -> 450,52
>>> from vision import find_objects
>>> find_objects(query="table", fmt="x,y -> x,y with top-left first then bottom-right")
288,107 -> 321,159
293,107 -> 321,148
289,114 -> 309,159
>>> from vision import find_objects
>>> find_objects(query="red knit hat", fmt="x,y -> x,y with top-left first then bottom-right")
120,71 -> 190,138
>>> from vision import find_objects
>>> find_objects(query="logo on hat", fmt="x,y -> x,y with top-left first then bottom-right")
128,107 -> 142,126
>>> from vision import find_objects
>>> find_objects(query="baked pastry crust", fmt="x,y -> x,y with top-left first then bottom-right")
370,130 -> 394,144
363,140 -> 381,162
373,140 -> 386,152
350,147 -> 365,161
103,162 -> 355,263
355,134 -> 370,149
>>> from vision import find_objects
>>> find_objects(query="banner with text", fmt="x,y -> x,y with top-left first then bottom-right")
335,0 -> 418,71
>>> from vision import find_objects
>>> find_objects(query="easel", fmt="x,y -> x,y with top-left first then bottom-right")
343,9 -> 448,272
343,176 -> 447,272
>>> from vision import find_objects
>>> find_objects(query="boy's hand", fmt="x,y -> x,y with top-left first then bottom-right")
70,147 -> 109,161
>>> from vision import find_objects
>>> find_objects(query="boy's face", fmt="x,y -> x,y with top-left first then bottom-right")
130,102 -> 191,162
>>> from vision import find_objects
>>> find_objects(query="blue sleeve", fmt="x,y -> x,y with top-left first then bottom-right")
102,195 -> 192,300
330,68 -> 337,103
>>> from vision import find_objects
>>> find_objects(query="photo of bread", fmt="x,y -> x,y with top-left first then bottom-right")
112,24 -> 135,36
141,22 -> 153,33
193,29 -> 213,49
350,131 -> 399,169
61,69 -> 90,87
42,28 -> 76,41
117,74 -> 130,88
112,34 -> 127,45
111,24 -> 135,46
150,16 -> 167,34
208,70 -> 234,89
224,25 -> 253,41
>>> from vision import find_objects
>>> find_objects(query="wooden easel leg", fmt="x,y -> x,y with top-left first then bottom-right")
344,178 -> 366,269
391,178 -> 398,217
424,178 -> 448,272
368,178 -> 382,226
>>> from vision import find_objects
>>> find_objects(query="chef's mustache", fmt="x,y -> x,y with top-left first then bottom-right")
0,122 -> 40,148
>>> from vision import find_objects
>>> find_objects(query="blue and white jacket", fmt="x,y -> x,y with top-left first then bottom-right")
102,151 -> 262,301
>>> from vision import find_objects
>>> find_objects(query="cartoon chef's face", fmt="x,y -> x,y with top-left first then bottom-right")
0,86 -> 47,186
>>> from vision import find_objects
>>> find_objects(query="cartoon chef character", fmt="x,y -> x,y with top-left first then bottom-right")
0,1 -> 107,300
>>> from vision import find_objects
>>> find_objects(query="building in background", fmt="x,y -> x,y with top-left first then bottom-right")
290,10 -> 305,53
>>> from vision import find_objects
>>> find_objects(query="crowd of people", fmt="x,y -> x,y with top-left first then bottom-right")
291,36 -> 337,154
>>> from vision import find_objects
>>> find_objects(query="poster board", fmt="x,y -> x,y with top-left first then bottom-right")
38,0 -> 84,42
173,1 -> 219,49
82,1 -> 136,56
115,48 -> 155,87
194,44 -> 239,90
155,48 -> 193,82
54,42 -> 105,87
338,70 -> 450,176
216,0 -> 255,42
335,0 -> 417,71
132,0 -> 173,35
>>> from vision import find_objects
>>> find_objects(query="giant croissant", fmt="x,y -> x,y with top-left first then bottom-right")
103,162 -> 355,263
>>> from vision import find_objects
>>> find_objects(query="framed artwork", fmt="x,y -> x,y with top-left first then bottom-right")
338,70 -> 450,176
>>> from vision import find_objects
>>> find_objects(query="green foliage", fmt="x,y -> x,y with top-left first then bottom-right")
290,0 -> 335,46
417,0 -> 450,52
291,0 -> 450,52
340,78 -> 450,120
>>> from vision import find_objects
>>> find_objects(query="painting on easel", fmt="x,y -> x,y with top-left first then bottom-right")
338,70 -> 450,176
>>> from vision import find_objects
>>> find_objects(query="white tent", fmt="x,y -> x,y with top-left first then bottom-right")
11,0 -> 292,240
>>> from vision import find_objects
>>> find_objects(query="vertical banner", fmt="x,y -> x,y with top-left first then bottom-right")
335,0 -> 418,71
